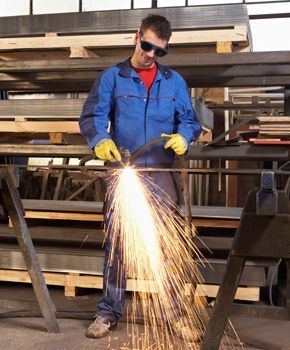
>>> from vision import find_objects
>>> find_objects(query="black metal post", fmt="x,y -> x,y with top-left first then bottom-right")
285,86 -> 290,115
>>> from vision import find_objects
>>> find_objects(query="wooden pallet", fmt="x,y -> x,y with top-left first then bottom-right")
0,269 -> 260,301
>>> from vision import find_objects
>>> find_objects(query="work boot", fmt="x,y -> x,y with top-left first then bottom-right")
171,317 -> 201,343
85,315 -> 117,339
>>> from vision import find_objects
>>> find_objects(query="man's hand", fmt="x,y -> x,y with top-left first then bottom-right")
94,139 -> 121,162
161,133 -> 188,156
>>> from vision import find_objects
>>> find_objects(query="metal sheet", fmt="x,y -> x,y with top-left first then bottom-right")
189,205 -> 242,219
22,199 -> 104,213
0,245 -> 105,275
3,52 -> 290,73
0,5 -> 250,38
0,144 -> 90,157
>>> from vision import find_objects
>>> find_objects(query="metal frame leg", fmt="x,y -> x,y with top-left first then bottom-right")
201,254 -> 245,350
285,260 -> 290,310
0,168 -> 59,333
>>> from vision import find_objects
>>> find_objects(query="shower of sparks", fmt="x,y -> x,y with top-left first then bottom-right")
105,166 -> 243,350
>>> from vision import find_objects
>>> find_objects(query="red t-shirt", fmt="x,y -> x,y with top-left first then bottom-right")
134,64 -> 157,92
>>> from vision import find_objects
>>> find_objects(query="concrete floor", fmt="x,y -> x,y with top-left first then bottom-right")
0,316 -> 263,350
0,283 -> 289,350
0,317 -> 143,350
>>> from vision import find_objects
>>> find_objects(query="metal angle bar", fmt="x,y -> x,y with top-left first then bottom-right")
0,144 -> 90,157
3,77 -> 290,90
3,65 -> 290,84
2,164 -> 290,176
187,144 -> 290,161
0,168 -> 59,333
12,163 -> 290,175
3,52 -> 290,73
0,81 -> 92,92
185,76 -> 290,88
177,64 -> 290,77
207,103 -> 283,110
65,174 -> 100,201
250,12 -> 290,19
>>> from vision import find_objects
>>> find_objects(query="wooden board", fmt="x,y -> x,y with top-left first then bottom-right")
0,269 -> 260,301
257,116 -> 290,122
192,218 -> 239,228
254,140 -> 290,145
0,121 -> 80,133
0,27 -> 248,52
24,211 -> 104,221
0,44 -> 251,61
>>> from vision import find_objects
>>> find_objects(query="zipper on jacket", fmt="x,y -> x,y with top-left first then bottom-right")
144,89 -> 150,168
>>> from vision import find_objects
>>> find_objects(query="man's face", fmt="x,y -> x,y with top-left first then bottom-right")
133,29 -> 168,69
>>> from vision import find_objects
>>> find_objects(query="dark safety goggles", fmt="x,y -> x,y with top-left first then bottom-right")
140,39 -> 168,57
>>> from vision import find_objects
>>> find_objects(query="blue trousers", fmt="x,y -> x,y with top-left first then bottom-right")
96,171 -> 178,322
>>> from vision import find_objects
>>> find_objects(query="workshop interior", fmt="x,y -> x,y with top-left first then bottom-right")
0,1 -> 290,350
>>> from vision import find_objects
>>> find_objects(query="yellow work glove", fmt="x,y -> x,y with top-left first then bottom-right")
94,139 -> 121,162
161,133 -> 188,156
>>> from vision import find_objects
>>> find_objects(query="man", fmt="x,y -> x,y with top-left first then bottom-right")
79,14 -> 202,339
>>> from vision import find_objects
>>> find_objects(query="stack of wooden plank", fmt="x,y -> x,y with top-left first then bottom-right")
0,98 -> 84,144
250,116 -> 290,144
0,5 -> 252,61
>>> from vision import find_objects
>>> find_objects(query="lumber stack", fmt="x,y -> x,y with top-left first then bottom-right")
0,98 -> 84,144
0,5 -> 252,60
250,116 -> 290,144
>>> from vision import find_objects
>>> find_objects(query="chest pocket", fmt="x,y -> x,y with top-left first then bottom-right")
114,94 -> 144,117
156,96 -> 175,122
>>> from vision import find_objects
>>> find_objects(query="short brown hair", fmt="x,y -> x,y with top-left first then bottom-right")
139,14 -> 172,42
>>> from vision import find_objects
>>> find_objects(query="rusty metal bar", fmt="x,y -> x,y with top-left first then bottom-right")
1,163 -> 290,176
65,174 -> 100,201
53,158 -> 69,200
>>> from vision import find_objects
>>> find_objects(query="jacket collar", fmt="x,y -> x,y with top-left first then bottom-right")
117,58 -> 172,80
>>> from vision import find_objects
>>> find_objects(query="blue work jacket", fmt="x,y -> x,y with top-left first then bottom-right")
79,58 -> 202,167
